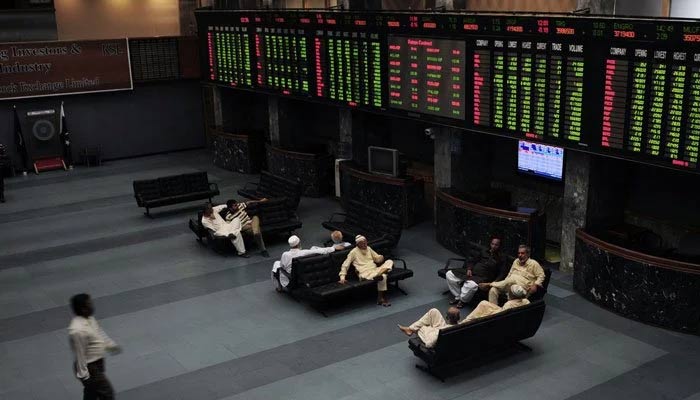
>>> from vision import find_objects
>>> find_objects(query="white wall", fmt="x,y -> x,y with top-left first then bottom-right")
670,0 -> 700,18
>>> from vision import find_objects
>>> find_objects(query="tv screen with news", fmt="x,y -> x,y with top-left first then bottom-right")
517,140 -> 564,181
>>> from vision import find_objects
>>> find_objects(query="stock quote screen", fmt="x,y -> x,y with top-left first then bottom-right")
206,24 -> 253,87
196,10 -> 700,173
314,14 -> 383,107
387,36 -> 465,119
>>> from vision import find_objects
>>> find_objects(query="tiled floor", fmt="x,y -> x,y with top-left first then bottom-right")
1,150 -> 698,400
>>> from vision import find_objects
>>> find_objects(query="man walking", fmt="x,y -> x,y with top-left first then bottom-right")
68,293 -> 121,400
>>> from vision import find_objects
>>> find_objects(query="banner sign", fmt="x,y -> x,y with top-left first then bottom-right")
0,39 -> 133,100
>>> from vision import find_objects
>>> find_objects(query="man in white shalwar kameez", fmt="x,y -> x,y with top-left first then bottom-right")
201,203 -> 247,256
271,235 -> 336,291
397,307 -> 461,348
398,285 -> 530,348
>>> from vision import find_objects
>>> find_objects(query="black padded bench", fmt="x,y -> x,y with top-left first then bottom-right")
281,242 -> 414,316
133,172 -> 219,217
322,200 -> 403,249
409,300 -> 546,381
436,242 -> 552,305
238,171 -> 303,211
188,197 -> 302,254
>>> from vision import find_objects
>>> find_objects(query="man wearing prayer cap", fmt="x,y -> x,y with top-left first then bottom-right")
339,234 -> 394,306
271,235 -> 336,291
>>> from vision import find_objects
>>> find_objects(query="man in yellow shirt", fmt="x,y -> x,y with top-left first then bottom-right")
479,244 -> 545,304
339,235 -> 394,306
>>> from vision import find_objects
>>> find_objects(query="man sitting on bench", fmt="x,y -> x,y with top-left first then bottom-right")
479,244 -> 545,304
201,203 -> 248,257
462,284 -> 530,322
397,307 -> 460,348
339,235 -> 394,307
445,237 -> 503,308
397,285 -> 529,348
315,230 -> 351,251
271,235 -> 336,291
221,198 -> 269,257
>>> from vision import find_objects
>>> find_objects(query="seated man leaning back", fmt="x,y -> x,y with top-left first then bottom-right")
221,198 -> 269,257
445,236 -> 503,308
479,244 -> 545,304
397,285 -> 530,348
339,235 -> 394,307
201,203 -> 247,257
271,235 -> 337,291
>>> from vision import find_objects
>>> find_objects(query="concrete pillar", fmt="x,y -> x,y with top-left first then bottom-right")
558,0 -> 616,272
433,127 -> 454,189
338,109 -> 353,160
560,152 -> 591,272
576,0 -> 615,14
212,86 -> 224,128
434,0 -> 454,10
268,96 -> 281,146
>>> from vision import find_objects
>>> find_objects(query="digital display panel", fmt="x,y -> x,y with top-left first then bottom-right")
314,30 -> 382,107
254,27 -> 310,95
207,25 -> 253,87
195,10 -> 700,174
518,140 -> 565,181
387,36 -> 465,119
598,20 -> 700,169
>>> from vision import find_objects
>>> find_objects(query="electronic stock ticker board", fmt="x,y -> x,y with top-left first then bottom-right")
197,10 -> 700,173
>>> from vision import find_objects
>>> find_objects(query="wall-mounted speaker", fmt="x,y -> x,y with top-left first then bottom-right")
24,109 -> 62,161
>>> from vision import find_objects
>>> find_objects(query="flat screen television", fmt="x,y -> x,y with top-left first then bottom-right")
517,140 -> 565,181
368,146 -> 400,177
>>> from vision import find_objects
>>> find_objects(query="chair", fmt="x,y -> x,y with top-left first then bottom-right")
81,146 -> 102,167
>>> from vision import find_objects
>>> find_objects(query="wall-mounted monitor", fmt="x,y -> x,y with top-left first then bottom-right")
368,146 -> 399,177
517,140 -> 565,181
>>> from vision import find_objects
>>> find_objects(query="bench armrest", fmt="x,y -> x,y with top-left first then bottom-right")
209,182 -> 219,192
243,181 -> 259,192
279,268 -> 292,279
391,258 -> 407,269
327,212 -> 347,223
442,258 -> 466,270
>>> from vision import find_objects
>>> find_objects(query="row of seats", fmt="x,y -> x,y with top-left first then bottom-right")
133,172 -> 219,217
322,199 -> 403,249
284,239 -> 414,316
134,170 -> 547,378
188,197 -> 302,254
437,241 -> 552,305
238,170 -> 303,211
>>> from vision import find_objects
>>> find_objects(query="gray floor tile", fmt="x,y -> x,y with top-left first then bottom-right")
1,150 -> 698,400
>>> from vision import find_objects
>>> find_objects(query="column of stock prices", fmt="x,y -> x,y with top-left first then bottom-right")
387,36 -> 465,119
254,27 -> 310,95
314,30 -> 382,107
207,25 -> 253,87
471,34 -> 585,145
196,11 -> 700,172
598,20 -> 700,169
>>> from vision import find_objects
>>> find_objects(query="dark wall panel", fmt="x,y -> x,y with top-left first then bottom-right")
0,81 -> 206,166
0,10 -> 57,42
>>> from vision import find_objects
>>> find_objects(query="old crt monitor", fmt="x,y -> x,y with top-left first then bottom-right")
518,140 -> 565,181
368,146 -> 405,177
